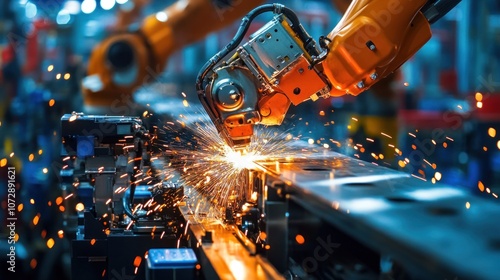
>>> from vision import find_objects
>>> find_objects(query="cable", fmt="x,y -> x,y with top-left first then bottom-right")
195,4 -> 316,94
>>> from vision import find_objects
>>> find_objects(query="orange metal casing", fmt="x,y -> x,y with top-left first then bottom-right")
323,0 -> 431,97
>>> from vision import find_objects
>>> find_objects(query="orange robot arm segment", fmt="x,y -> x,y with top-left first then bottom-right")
323,0 -> 432,97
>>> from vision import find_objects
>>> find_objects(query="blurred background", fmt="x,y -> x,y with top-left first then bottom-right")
0,0 -> 499,279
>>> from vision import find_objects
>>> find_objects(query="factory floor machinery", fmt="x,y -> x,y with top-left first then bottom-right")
61,113 -> 500,280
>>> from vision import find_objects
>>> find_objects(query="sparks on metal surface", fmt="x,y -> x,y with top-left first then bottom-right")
154,104 -> 307,207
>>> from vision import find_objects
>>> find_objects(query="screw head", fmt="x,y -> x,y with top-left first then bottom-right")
357,81 -> 365,89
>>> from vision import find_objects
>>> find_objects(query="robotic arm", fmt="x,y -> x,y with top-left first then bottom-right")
83,0 -> 263,108
197,0 -> 461,150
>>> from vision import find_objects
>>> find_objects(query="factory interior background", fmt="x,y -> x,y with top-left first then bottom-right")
0,0 -> 499,279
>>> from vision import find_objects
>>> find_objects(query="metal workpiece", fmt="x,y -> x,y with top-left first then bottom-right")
180,191 -> 284,280
254,151 -> 500,279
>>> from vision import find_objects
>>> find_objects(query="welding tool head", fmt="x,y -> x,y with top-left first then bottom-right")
196,6 -> 330,150
199,65 -> 261,151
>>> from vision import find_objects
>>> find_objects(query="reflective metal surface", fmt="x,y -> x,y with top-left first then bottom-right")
256,151 -> 500,279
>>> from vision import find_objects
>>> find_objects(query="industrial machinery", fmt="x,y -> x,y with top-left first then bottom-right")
60,113 -> 189,279
60,113 -> 500,280
65,1 -> 500,280
196,0 -> 463,150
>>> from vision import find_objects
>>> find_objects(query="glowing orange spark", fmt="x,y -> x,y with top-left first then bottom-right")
295,234 -> 305,245
133,256 -> 142,267
47,238 -> 55,249
478,181 -> 485,192
30,258 -> 37,269
488,128 -> 497,138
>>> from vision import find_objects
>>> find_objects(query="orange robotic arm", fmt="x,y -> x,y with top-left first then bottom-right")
196,0 -> 461,150
83,0 -> 263,109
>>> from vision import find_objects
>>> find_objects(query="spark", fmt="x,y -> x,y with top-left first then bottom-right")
30,259 -> 37,269
465,202 -> 470,209
156,106 -> 306,207
488,128 -> 497,138
478,181 -> 485,192
380,132 -> 392,139
366,138 -> 374,142
76,203 -> 85,211
295,234 -> 305,244
47,238 -> 55,249
33,214 -> 40,225
126,221 -> 134,230
475,92 -> 483,101
133,256 -> 142,267
49,99 -> 55,107
47,65 -> 54,72
64,193 -> 74,200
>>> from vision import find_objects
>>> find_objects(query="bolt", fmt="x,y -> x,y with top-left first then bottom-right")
260,107 -> 271,117
298,68 -> 304,74
356,81 -> 365,89
370,73 -> 378,80
366,40 -> 376,51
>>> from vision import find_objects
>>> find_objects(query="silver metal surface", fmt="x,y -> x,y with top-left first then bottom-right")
255,151 -> 500,279
241,15 -> 303,81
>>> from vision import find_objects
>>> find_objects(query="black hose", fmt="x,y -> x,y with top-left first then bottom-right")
195,3 -> 315,94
